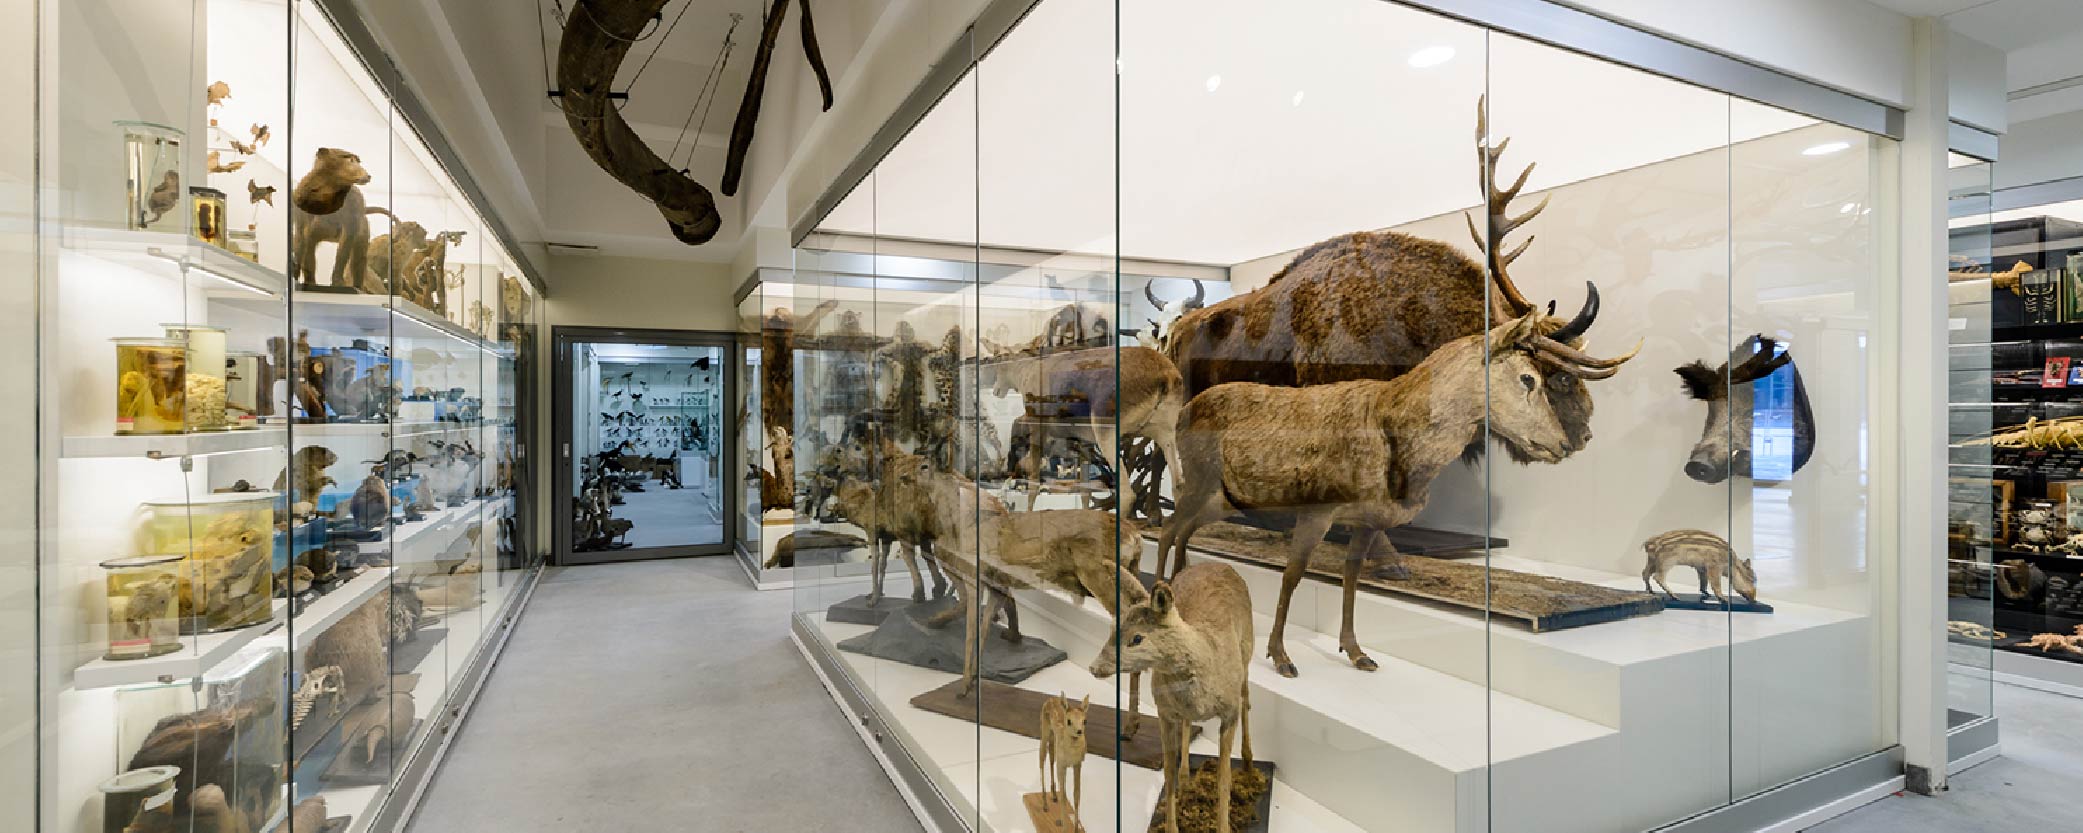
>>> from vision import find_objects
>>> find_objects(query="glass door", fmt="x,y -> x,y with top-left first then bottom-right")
556,328 -> 735,564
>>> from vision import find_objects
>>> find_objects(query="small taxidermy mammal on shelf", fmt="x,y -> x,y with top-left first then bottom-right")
1038,693 -> 1088,819
1640,529 -> 1757,603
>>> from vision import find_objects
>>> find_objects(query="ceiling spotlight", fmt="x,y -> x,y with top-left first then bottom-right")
1408,46 -> 1456,69
1292,90 -> 1306,107
1205,74 -> 1222,93
1803,141 -> 1851,156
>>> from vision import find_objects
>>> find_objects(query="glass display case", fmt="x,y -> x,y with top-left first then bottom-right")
1948,164 -> 2083,698
786,2 -> 1899,832
34,1 -> 543,831
737,271 -> 814,586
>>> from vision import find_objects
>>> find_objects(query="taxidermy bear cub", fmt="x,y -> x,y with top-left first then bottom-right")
293,147 -> 393,291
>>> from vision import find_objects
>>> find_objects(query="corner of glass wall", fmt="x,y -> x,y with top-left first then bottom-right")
1944,155 -> 1998,729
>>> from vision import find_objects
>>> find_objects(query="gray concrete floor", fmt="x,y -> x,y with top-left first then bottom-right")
405,557 -> 921,833
617,482 -> 724,549
1805,682 -> 2083,832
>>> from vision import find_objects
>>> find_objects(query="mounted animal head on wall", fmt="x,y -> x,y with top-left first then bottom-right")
1673,334 -> 1813,484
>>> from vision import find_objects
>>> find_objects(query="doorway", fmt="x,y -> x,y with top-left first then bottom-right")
553,327 -> 735,564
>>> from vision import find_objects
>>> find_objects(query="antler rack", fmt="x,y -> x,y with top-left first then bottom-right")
1465,95 -> 1550,318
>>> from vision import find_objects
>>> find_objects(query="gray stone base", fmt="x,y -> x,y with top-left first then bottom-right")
837,599 -> 1065,683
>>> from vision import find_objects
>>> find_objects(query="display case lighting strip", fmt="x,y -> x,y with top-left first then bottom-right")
190,265 -> 279,298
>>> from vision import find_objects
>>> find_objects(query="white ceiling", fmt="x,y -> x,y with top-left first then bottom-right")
1870,0 -> 2083,94
820,0 -> 1813,266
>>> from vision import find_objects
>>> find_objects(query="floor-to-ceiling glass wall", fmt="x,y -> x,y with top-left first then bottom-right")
786,1 -> 1904,831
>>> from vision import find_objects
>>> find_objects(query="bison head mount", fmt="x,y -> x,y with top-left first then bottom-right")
1673,335 -> 1813,484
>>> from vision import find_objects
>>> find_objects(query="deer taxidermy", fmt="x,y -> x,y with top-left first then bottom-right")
556,0 -> 833,247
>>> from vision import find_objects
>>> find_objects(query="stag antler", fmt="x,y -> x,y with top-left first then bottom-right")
1466,95 -> 1549,318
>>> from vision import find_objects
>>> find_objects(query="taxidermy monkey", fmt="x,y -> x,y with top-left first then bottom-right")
365,220 -> 429,296
292,147 -> 394,291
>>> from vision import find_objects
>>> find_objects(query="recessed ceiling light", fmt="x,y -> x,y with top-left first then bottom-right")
1803,141 -> 1851,156
1292,91 -> 1306,107
1205,74 -> 1222,93
1408,46 -> 1456,69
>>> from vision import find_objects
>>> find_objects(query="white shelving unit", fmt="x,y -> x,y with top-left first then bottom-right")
71,602 -> 287,690
224,291 -> 503,356
62,427 -> 288,459
62,226 -> 288,299
277,566 -> 395,653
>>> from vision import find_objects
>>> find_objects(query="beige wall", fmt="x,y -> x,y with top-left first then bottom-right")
544,254 -> 743,333
2,0 -> 32,822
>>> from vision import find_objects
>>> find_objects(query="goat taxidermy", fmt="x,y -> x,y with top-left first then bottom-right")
556,0 -> 832,246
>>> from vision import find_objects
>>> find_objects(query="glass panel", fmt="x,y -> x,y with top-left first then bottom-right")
1946,156 -> 1997,725
1727,103 -> 1889,799
0,0 -> 30,818
1485,30 -> 1735,833
573,341 -> 726,552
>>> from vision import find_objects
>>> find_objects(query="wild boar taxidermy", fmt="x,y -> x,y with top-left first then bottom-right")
1161,311 -> 1640,677
557,0 -> 833,246
1672,334 -> 1811,484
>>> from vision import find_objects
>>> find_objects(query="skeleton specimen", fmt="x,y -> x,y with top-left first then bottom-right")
290,665 -> 345,730
2023,627 -> 2083,654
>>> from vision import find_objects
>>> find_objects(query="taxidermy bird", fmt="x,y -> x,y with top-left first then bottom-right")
144,171 -> 181,223
250,123 -> 271,149
248,180 -> 276,206
692,356 -> 712,371
205,80 -> 231,108
227,138 -> 257,155
207,150 -> 245,174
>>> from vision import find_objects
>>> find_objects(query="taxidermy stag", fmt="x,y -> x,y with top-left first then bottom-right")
1673,335 -> 1812,484
979,345 -> 1184,512
557,0 -> 832,246
1161,311 -> 1639,677
1162,97 -> 1602,466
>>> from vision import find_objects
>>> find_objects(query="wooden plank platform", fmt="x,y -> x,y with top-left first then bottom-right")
909,679 -> 1196,771
1025,792 -> 1085,833
1149,522 -> 1663,632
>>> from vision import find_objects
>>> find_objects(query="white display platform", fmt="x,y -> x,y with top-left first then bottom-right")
805,531 -> 1885,833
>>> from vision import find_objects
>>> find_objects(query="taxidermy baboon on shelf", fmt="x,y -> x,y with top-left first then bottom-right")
1673,335 -> 1813,484
292,147 -> 394,291
364,220 -> 429,296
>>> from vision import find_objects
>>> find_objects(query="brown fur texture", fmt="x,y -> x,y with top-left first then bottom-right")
127,700 -> 275,819
1641,529 -> 1757,602
982,345 -> 1184,511
1673,334 -> 1813,483
759,301 -> 837,509
1090,563 -> 1254,833
275,445 -> 339,514
1160,314 -> 1636,677
364,220 -> 429,296
292,148 -> 391,290
305,594 -> 390,712
1038,693 -> 1089,815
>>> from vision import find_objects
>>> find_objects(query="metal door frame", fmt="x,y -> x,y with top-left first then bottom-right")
553,326 -> 738,565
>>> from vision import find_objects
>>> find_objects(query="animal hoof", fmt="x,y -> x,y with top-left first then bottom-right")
1001,631 -> 1024,644
1353,655 -> 1379,672
1368,564 -> 1412,581
1274,660 -> 1298,678
911,591 -> 926,603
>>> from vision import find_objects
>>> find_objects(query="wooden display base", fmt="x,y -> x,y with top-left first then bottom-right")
1657,593 -> 1774,614
1024,791 -> 1085,833
1147,754 -> 1276,833
1154,522 -> 1662,632
909,679 -> 1196,771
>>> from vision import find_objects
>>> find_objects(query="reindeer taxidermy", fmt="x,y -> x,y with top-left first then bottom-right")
556,0 -> 832,246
